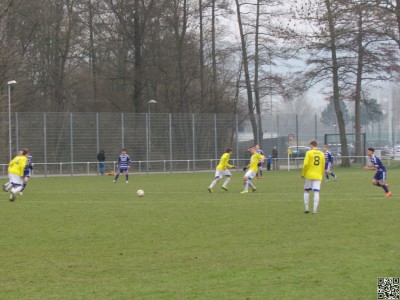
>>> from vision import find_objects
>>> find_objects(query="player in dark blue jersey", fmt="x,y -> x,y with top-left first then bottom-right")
113,148 -> 131,183
323,145 -> 337,182
255,144 -> 265,179
20,149 -> 33,195
366,147 -> 391,197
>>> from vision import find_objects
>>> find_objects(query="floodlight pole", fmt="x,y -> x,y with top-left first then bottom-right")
7,80 -> 17,161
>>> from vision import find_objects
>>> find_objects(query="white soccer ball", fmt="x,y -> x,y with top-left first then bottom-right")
137,189 -> 144,197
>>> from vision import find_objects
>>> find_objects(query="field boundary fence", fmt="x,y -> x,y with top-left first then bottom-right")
1,156 -> 398,178
0,112 -> 395,168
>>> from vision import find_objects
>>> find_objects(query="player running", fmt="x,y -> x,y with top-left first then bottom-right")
241,146 -> 265,193
4,149 -> 29,201
113,148 -> 131,183
365,147 -> 391,197
302,140 -> 325,214
323,145 -> 337,182
208,148 -> 237,193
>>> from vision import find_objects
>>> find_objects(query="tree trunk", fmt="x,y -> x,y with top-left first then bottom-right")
211,0 -> 218,112
235,0 -> 257,141
133,0 -> 143,113
199,0 -> 205,109
88,0 -> 98,108
325,0 -> 350,167
354,4 -> 363,160
254,0 -> 263,145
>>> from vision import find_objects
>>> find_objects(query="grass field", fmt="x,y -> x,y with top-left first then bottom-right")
0,168 -> 399,300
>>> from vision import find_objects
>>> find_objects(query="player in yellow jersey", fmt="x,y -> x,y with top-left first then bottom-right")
208,148 -> 237,192
4,149 -> 29,201
301,140 -> 325,214
241,146 -> 265,193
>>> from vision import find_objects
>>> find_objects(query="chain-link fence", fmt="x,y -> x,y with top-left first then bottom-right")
0,112 -> 395,176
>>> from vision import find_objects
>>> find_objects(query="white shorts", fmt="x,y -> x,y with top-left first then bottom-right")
9,174 -> 23,186
304,180 -> 321,192
214,169 -> 231,179
244,170 -> 256,180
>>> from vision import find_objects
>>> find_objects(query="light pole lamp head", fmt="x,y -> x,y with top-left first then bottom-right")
148,99 -> 157,105
7,80 -> 17,85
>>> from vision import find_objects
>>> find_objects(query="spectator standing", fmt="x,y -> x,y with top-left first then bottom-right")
97,150 -> 106,175
272,146 -> 278,170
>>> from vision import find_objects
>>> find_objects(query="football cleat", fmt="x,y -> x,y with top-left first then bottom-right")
19,192 -> 23,196
221,186 -> 228,191
9,192 -> 15,202
304,210 -> 309,214
240,190 -> 248,194
113,180 -> 116,183
334,175 -> 337,181
126,181 -> 128,184
251,187 -> 257,192
386,191 -> 392,197
208,188 -> 213,193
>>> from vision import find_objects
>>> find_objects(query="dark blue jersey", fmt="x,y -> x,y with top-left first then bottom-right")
118,153 -> 131,168
324,151 -> 334,164
370,155 -> 386,172
256,149 -> 264,166
24,155 -> 33,170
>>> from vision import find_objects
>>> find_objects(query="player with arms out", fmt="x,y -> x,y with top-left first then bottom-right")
208,148 -> 237,192
113,148 -> 131,183
302,140 -> 325,214
241,146 -> 265,193
365,147 -> 391,197
4,149 -> 29,201
323,145 -> 337,182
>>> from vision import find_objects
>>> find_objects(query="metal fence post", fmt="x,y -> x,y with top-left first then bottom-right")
96,112 -> 99,153
43,113 -> 48,177
192,113 -> 196,172
121,113 -> 125,148
214,114 -> 217,161
295,114 -> 299,169
314,114 -> 317,140
70,112 -> 73,176
236,114 -> 239,164
169,113 -> 172,173
15,112 -> 19,153
146,113 -> 149,173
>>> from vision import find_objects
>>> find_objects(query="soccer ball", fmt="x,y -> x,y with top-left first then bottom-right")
137,189 -> 144,197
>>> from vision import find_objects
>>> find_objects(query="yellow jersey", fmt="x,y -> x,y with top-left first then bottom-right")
302,149 -> 325,180
216,153 -> 233,171
249,153 -> 264,172
8,155 -> 28,177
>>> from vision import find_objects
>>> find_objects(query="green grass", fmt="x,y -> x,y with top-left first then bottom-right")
0,168 -> 399,299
